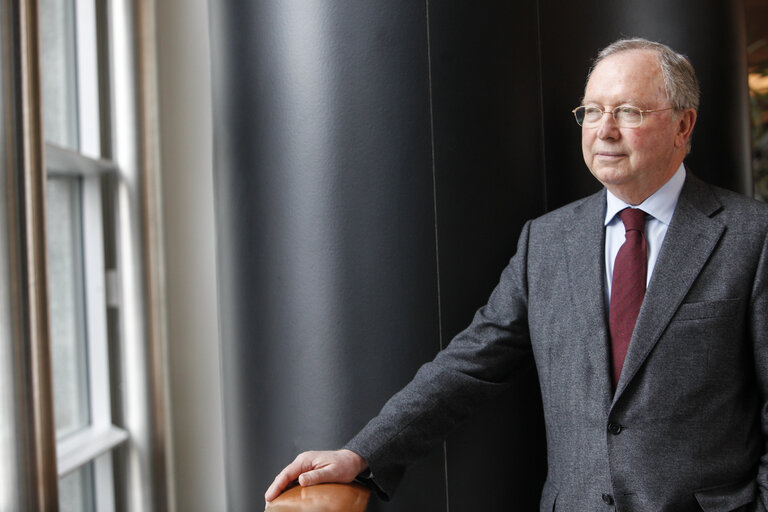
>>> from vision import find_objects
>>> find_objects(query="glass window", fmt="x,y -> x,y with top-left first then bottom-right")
58,462 -> 95,512
40,0 -> 79,150
1,0 -> 165,507
46,176 -> 91,440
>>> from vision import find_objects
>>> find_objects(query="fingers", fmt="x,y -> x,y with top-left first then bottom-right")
264,469 -> 294,502
265,453 -> 316,502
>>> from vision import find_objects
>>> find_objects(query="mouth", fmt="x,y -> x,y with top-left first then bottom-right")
594,151 -> 626,160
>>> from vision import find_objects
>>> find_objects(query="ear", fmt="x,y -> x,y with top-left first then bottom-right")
674,109 -> 697,149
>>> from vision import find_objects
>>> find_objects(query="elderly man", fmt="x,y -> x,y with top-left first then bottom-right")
266,38 -> 768,511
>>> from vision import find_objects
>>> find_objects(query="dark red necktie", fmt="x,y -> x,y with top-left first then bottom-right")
609,208 -> 647,388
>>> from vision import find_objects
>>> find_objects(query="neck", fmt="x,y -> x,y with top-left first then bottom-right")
607,161 -> 684,206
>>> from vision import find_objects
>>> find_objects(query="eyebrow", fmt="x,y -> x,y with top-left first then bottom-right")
581,99 -> 651,108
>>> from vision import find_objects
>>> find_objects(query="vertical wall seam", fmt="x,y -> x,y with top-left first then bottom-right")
424,2 -> 450,511
425,0 -> 442,352
535,0 -> 549,213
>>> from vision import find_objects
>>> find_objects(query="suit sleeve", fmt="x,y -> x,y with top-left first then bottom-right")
753,227 -> 768,512
344,221 -> 536,499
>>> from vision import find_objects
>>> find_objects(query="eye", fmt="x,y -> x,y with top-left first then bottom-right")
582,107 -> 603,122
615,106 -> 641,123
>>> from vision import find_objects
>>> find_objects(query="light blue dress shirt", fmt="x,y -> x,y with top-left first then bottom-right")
604,163 -> 686,303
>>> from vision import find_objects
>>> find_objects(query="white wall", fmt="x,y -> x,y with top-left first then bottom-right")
154,1 -> 227,510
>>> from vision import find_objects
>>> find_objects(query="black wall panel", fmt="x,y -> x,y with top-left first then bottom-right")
426,3 -> 547,510
210,0 -> 750,510
209,3 -> 447,510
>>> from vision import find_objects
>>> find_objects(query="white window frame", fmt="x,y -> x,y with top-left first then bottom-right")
44,0 -> 172,508
46,143 -> 127,511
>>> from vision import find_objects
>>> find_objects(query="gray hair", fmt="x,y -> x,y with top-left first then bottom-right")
587,37 -> 700,111
586,38 -> 699,151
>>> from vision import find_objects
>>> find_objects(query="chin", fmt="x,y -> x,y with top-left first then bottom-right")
589,166 -> 629,187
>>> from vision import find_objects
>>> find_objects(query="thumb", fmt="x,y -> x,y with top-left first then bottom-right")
298,467 -> 333,487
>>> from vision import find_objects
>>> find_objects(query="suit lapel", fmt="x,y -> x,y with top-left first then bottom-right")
613,175 -> 725,400
565,190 -> 615,404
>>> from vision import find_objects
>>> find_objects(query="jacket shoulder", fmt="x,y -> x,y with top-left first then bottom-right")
684,174 -> 768,225
529,189 -> 605,230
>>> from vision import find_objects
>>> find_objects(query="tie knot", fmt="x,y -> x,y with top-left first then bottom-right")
619,208 -> 645,233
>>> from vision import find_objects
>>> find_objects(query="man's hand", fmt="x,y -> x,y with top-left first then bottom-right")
264,449 -> 369,503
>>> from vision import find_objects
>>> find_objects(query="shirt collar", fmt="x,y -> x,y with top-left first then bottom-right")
604,163 -> 686,226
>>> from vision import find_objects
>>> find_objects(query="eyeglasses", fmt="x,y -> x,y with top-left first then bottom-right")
571,105 -> 675,128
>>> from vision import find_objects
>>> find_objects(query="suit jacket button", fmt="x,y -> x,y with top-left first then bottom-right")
607,422 -> 622,435
602,493 -> 614,505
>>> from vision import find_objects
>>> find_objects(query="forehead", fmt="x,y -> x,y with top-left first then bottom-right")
583,50 -> 667,106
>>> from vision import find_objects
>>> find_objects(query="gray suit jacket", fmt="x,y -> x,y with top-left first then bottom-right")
346,173 -> 768,511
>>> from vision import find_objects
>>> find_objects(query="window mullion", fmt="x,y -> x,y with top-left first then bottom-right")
82,172 -> 112,428
45,142 -> 118,177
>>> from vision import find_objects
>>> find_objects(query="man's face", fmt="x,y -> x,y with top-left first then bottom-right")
581,50 -> 689,204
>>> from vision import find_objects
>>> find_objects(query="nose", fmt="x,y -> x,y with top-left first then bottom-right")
596,111 -> 620,139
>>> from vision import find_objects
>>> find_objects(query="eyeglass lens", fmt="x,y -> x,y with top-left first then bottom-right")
575,106 -> 643,127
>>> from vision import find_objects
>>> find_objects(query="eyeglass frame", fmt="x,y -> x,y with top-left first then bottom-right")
571,104 -> 676,128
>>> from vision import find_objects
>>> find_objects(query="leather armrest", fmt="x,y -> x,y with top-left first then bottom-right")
265,483 -> 371,512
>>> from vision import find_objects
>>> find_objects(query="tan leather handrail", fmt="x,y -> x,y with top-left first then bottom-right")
265,483 -> 371,512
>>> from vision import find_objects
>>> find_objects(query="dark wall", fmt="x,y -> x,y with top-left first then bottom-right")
426,3 -> 547,510
209,3 -> 447,510
209,1 -> 750,510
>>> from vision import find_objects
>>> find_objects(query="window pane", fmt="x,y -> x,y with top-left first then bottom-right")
59,463 -> 95,512
46,176 -> 90,439
40,0 -> 79,149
